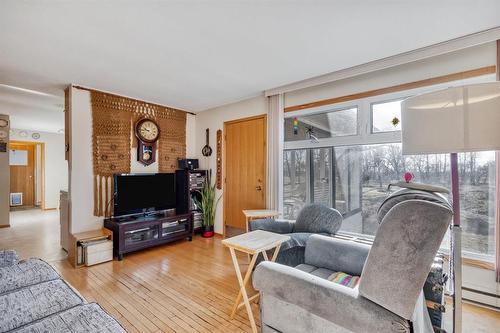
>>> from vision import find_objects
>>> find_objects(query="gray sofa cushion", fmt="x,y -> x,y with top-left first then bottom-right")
273,246 -> 305,268
0,250 -> 18,268
377,188 -> 451,223
0,279 -> 85,333
249,218 -> 294,234
0,258 -> 60,295
304,235 -> 370,276
293,204 -> 342,234
280,232 -> 311,251
12,303 -> 127,333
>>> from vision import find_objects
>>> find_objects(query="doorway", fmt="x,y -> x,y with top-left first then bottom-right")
9,141 -> 45,210
223,115 -> 267,235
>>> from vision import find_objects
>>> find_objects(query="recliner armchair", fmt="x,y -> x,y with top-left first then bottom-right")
249,204 -> 343,267
253,194 -> 452,333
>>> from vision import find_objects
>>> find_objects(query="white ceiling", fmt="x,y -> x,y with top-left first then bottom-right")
1,1 -> 500,132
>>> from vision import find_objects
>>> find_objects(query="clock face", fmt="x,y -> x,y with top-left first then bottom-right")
136,119 -> 159,143
0,119 -> 8,128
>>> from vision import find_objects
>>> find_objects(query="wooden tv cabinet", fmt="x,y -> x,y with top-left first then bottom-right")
104,212 -> 193,260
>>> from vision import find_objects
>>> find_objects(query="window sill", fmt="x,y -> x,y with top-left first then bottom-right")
440,254 -> 495,271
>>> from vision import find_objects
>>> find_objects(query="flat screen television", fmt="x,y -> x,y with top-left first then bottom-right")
113,173 -> 176,217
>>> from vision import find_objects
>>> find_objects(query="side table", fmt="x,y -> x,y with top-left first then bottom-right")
242,209 -> 280,232
222,230 -> 290,333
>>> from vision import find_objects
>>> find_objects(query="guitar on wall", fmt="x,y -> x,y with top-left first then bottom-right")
202,128 -> 212,157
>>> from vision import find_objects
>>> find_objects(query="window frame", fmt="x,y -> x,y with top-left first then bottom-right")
369,97 -> 407,134
285,104 -> 360,142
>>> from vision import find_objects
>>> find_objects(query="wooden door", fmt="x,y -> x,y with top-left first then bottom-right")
9,142 -> 35,207
224,115 -> 267,231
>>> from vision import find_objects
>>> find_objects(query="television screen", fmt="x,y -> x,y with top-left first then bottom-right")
113,173 -> 176,217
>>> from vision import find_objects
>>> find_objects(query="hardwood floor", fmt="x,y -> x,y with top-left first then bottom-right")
2,209 -> 499,333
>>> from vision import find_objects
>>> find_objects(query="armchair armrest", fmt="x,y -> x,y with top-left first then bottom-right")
248,218 -> 294,234
0,250 -> 18,268
253,262 -> 409,333
305,234 -> 370,276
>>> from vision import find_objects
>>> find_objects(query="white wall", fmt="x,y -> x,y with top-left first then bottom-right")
69,88 -> 97,233
285,42 -> 497,108
69,87 -> 197,234
10,129 -> 67,209
0,114 -> 10,227
194,95 -> 268,234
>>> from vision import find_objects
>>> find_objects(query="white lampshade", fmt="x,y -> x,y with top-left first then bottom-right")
401,82 -> 500,155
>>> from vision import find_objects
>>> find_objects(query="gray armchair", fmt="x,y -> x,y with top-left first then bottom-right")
249,204 -> 343,267
254,194 -> 452,332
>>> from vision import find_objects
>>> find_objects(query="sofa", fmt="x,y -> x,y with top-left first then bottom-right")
0,250 -> 126,333
248,204 -> 343,266
253,190 -> 452,333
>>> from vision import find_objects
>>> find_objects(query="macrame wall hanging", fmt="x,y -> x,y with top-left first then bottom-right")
90,90 -> 186,217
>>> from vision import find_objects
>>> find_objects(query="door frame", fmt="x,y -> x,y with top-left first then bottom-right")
9,140 -> 46,209
223,114 -> 267,237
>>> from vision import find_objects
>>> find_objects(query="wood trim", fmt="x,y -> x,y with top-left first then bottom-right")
284,66 -> 497,112
442,254 -> 495,271
223,114 -> 268,125
463,257 -> 495,271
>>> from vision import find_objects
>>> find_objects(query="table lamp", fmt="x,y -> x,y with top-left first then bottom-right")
401,82 -> 500,333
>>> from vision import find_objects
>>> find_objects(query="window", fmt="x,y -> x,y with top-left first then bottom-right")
283,143 -> 497,256
283,147 -> 362,220
9,150 -> 28,166
371,99 -> 403,133
284,107 -> 357,141
283,77 -> 498,257
283,150 -> 308,219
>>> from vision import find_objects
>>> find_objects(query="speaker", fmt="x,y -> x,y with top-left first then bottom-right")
178,159 -> 199,170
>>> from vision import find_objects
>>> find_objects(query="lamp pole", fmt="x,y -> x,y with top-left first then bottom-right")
450,152 -> 462,333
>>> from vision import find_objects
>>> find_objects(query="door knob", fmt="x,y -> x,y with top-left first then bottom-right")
255,186 -> 262,191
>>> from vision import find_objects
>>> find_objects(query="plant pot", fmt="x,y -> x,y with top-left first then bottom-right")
202,225 -> 214,238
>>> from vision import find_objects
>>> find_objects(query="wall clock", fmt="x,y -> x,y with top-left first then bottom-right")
135,118 -> 160,166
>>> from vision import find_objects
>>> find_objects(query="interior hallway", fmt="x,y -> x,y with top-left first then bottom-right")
1,209 -> 66,261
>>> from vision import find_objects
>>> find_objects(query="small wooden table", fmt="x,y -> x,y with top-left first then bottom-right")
68,228 -> 113,268
222,230 -> 290,333
242,209 -> 280,232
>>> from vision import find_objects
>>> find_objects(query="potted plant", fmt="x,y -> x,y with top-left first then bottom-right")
194,170 -> 221,238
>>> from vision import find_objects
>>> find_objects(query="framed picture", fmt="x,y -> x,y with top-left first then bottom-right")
10,193 -> 23,206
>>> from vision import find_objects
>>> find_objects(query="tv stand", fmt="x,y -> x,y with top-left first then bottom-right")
104,212 -> 193,260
